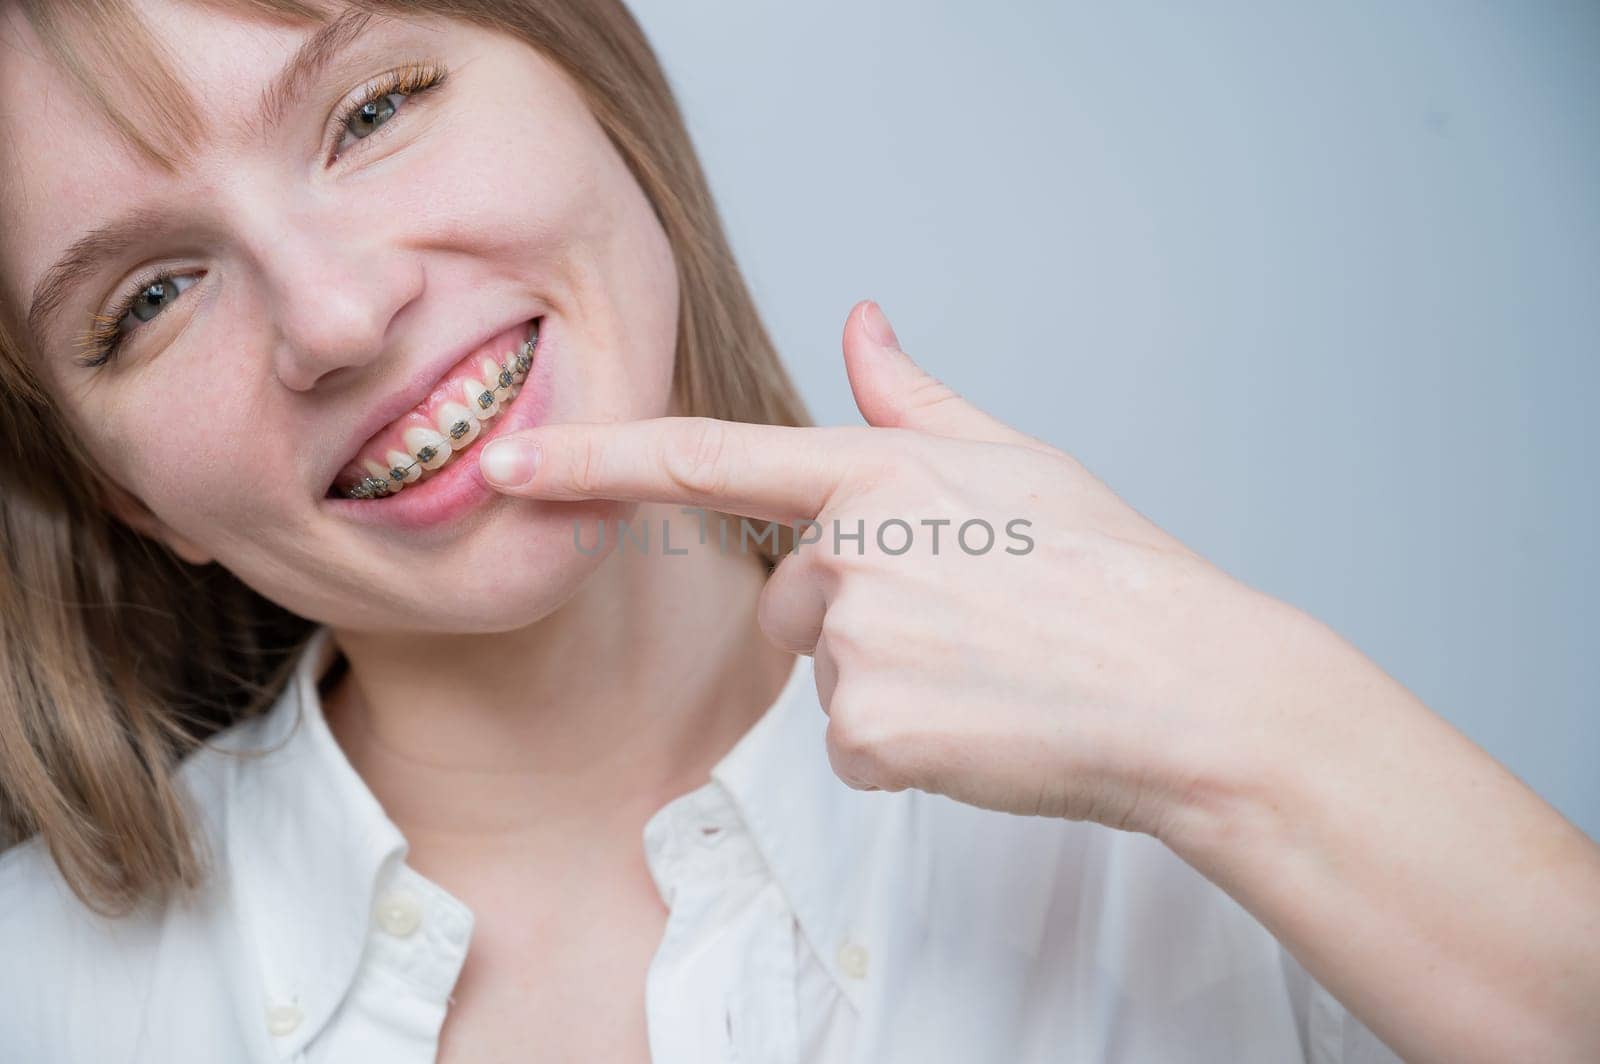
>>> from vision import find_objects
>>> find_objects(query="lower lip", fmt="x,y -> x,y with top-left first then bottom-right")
321,317 -> 557,533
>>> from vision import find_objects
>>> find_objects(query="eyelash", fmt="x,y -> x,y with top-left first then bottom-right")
325,60 -> 449,164
76,61 -> 450,370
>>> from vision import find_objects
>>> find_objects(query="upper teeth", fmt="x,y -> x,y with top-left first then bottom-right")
346,325 -> 539,500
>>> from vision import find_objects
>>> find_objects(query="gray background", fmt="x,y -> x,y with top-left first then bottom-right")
628,0 -> 1599,840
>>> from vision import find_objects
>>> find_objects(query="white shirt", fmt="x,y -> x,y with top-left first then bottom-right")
0,624 -> 1404,1063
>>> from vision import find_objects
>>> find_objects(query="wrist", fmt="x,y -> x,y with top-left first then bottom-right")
1152,594 -> 1352,878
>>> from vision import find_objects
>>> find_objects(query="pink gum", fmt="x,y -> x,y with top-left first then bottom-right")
333,322 -> 533,491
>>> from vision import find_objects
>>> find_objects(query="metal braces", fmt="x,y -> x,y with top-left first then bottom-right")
344,335 -> 537,500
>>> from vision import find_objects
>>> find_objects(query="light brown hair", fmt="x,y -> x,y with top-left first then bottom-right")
0,0 -> 810,916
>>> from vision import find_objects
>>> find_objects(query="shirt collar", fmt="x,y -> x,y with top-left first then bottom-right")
198,624 -> 408,1060
198,624 -> 886,1055
709,650 -> 886,1014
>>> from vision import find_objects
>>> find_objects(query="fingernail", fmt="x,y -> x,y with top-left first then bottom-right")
862,300 -> 900,350
480,439 -> 540,487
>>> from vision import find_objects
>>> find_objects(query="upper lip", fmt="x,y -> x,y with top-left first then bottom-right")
321,314 -> 538,495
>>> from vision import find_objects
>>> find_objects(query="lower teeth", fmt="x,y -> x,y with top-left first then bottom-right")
343,325 -> 539,500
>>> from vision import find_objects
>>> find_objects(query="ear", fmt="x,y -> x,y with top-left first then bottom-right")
97,480 -> 215,567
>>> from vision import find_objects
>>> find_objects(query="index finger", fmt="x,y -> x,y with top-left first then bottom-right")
478,416 -> 877,524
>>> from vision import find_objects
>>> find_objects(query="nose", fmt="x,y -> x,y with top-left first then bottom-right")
251,198 -> 424,393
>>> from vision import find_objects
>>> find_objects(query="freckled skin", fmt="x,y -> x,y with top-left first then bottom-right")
0,5 -> 682,632
0,8 -> 788,1061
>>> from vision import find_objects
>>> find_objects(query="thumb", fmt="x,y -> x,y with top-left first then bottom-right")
844,300 -> 1046,451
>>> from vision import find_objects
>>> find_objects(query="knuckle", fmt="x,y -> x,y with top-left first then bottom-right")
569,436 -> 605,496
662,418 -> 732,498
903,373 -> 963,416
754,570 -> 783,633
825,690 -> 879,759
826,690 -> 906,790
818,602 -> 869,666
755,570 -> 806,651
754,597 -> 789,649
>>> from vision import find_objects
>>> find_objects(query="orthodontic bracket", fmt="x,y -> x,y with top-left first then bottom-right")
344,336 -> 538,500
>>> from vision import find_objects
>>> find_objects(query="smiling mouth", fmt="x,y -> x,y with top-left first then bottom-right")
330,317 -> 543,500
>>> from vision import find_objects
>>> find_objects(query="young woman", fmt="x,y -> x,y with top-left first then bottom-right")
0,1 -> 1595,1062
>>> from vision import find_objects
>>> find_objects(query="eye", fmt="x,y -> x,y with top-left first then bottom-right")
329,62 -> 448,161
78,271 -> 202,369
125,276 -> 191,325
340,92 -> 399,144
76,63 -> 449,370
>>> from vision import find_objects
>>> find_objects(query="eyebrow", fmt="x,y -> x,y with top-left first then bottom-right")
25,9 -> 378,350
259,9 -> 376,138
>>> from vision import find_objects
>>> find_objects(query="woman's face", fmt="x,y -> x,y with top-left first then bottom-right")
0,3 -> 680,633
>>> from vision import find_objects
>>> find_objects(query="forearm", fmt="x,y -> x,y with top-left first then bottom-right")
1163,603 -> 1600,1064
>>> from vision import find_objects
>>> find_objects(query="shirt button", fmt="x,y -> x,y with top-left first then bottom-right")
837,940 -> 870,979
375,889 -> 423,937
265,1003 -> 303,1036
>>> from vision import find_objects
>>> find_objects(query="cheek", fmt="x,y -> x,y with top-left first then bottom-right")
86,374 -> 293,536
400,60 -> 607,252
403,76 -> 682,420
615,210 -> 681,418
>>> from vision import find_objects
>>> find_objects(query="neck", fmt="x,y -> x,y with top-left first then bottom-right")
322,503 -> 797,862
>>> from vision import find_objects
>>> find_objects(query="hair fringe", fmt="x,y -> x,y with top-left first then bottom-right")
0,0 -> 811,914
